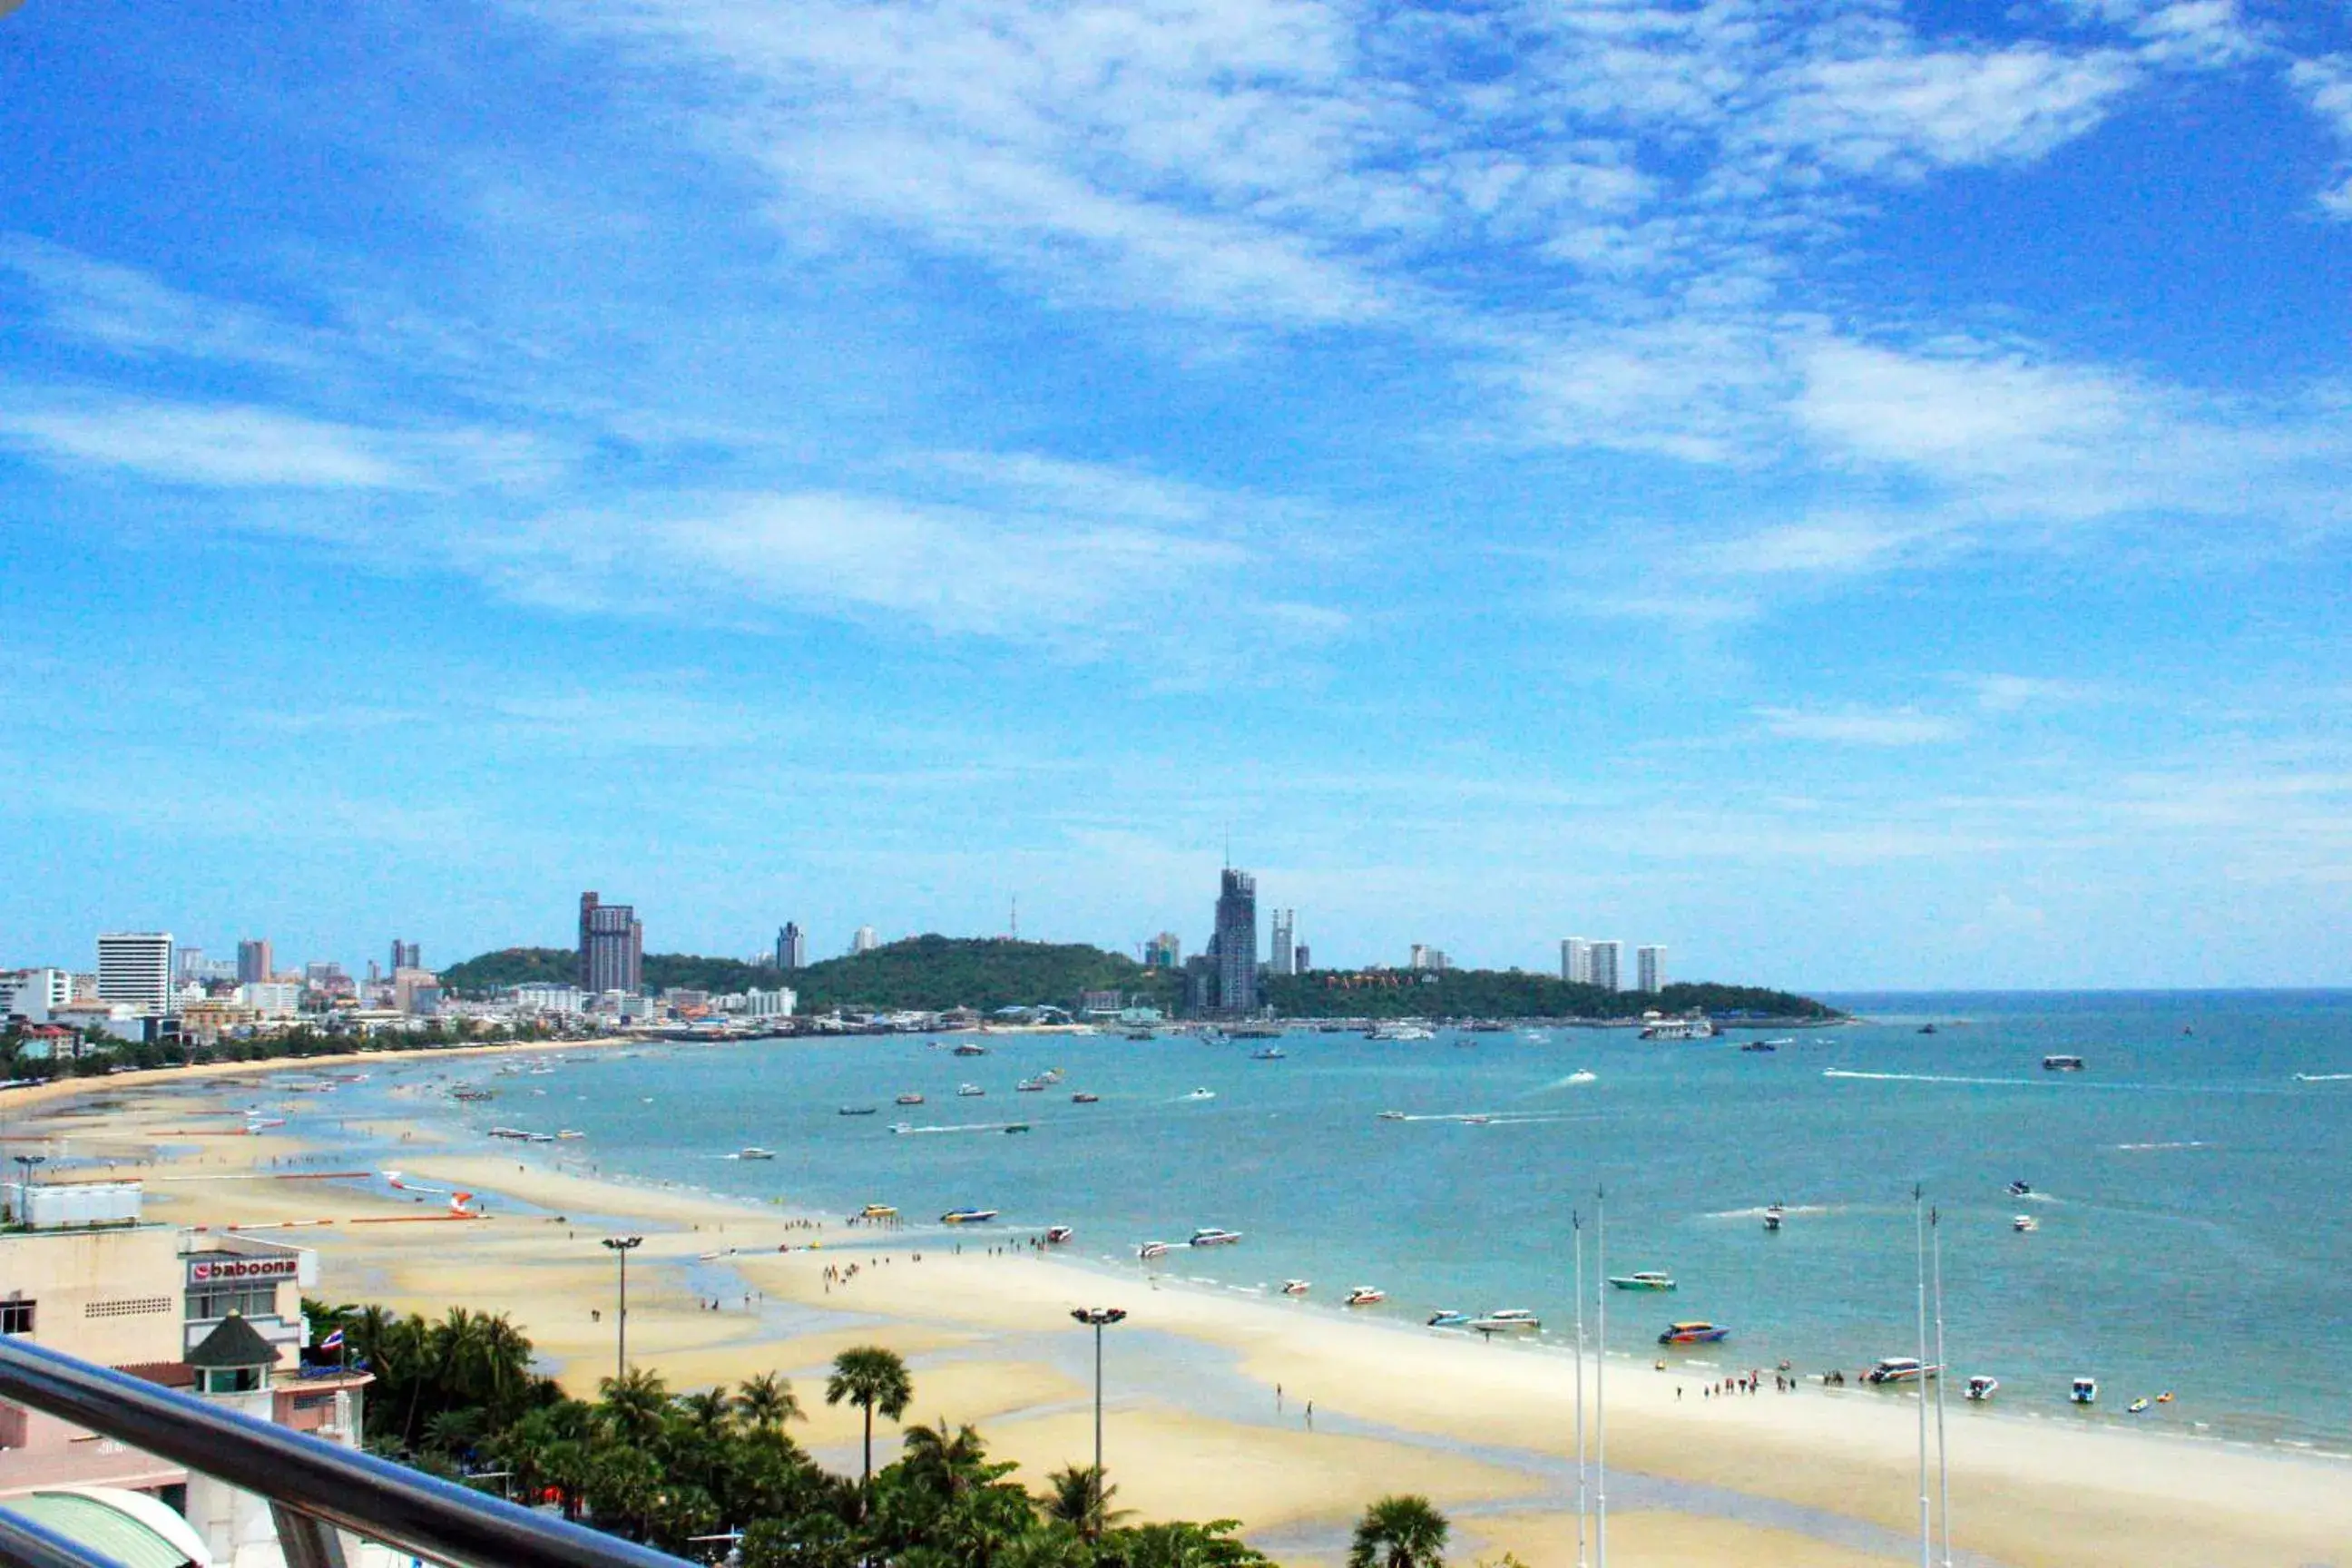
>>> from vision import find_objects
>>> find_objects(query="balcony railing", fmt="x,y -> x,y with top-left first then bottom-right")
0,1338 -> 693,1568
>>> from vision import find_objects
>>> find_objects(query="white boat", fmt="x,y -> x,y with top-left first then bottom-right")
1367,1022 -> 1436,1042
1864,1357 -> 1938,1385
2006,1180 -> 2033,1197
1138,1241 -> 1171,1260
2070,1377 -> 2098,1405
1762,1203 -> 1786,1231
735,1147 -> 777,1161
557,1129 -> 585,1139
1376,1110 -> 1407,1121
1184,1087 -> 1216,1101
1281,1279 -> 1310,1296
1639,1015 -> 1716,1041
1345,1286 -> 1386,1307
1965,1376 -> 1998,1402
1044,1225 -> 1073,1244
1472,1308 -> 1541,1332
1607,1271 -> 1676,1292
1188,1227 -> 1242,1247
897,1093 -> 926,1105
2013,1214 -> 2039,1232
957,1083 -> 985,1097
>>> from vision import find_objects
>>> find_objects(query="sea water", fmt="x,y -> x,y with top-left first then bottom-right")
319,990 -> 2352,1452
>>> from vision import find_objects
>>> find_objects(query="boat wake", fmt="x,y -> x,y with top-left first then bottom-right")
2292,1073 -> 2352,1083
2110,1140 -> 2214,1152
1532,1071 -> 1600,1092
890,1122 -> 1028,1135
1822,1068 -> 2037,1087
1706,1203 -> 1833,1220
1385,1111 -> 1578,1126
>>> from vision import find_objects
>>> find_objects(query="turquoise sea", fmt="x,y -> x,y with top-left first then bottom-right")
308,990 -> 2349,1454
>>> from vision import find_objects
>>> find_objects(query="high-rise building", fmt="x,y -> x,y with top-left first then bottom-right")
776,923 -> 808,970
96,933 -> 175,1015
0,969 -> 72,1023
236,939 -> 273,985
577,893 -> 643,994
1637,946 -> 1666,993
1293,944 -> 1310,973
177,946 -> 207,981
1143,932 -> 1182,969
1561,937 -> 1592,985
388,939 -> 420,974
1589,940 -> 1622,992
850,925 -> 878,955
1268,909 -> 1295,977
1213,869 -> 1258,1015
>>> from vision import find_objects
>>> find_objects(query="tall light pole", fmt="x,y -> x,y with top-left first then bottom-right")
603,1235 -> 642,1383
1594,1184 -> 1608,1568
1070,1306 -> 1127,1538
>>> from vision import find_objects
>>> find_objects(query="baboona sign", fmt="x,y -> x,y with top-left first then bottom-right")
188,1257 -> 299,1284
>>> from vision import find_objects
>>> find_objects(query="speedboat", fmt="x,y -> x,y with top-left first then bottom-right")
2013,1214 -> 2039,1232
1739,1040 -> 1778,1053
1865,1357 -> 1937,1385
735,1147 -> 777,1161
1377,1110 -> 1407,1121
1472,1309 -> 1540,1332
1659,1321 -> 1729,1345
1184,1088 -> 1216,1101
1426,1309 -> 1473,1328
1965,1375 -> 1998,1402
1138,1241 -> 1171,1259
897,1093 -> 926,1105
2043,1054 -> 2086,1072
1345,1286 -> 1387,1307
1016,1077 -> 1050,1093
940,1207 -> 999,1224
957,1083 -> 985,1097
2070,1377 -> 2098,1405
1044,1225 -> 1073,1244
2007,1180 -> 2033,1197
1281,1279 -> 1310,1297
557,1129 -> 585,1139
859,1203 -> 897,1220
1762,1204 -> 1785,1231
1002,1122 -> 1030,1134
1249,1047 -> 1287,1060
1608,1271 -> 1677,1291
2127,1396 -> 2151,1415
1072,1092 -> 1100,1103
952,1043 -> 988,1056
838,1105 -> 878,1116
1189,1227 -> 1242,1247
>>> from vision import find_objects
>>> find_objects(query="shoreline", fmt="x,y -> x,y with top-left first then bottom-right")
15,1058 -> 2349,1567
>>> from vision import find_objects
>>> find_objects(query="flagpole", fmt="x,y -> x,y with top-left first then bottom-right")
1595,1184 -> 1608,1568
1574,1208 -> 1588,1568
1932,1205 -> 1952,1568
1914,1183 -> 1930,1568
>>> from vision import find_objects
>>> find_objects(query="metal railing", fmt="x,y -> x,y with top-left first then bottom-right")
0,1338 -> 693,1568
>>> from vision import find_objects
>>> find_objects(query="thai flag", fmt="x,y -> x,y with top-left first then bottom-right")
319,1328 -> 345,1351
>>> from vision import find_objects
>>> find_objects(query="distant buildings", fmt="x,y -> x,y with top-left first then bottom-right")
1143,932 -> 1181,969
1268,909 -> 1295,977
777,922 -> 807,970
577,892 -> 643,994
742,987 -> 796,1019
96,932 -> 174,1015
236,938 -> 273,985
851,925 -> 879,955
1589,940 -> 1622,992
0,968 -> 72,1024
1293,943 -> 1310,973
389,938 -> 420,973
1214,869 -> 1259,1015
1560,937 -> 1592,985
1637,946 -> 1666,993
1409,944 -> 1451,972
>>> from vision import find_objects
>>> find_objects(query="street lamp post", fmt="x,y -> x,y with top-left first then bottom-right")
602,1235 -> 642,1383
1070,1306 -> 1127,1537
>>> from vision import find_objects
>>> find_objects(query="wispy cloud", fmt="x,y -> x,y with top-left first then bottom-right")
1756,706 -> 1966,746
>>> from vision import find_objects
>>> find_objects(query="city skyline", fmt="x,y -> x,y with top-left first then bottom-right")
7,3 -> 2352,990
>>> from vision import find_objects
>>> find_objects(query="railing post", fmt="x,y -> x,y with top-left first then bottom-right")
270,1504 -> 350,1568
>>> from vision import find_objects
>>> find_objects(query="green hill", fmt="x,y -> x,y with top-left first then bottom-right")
1263,970 -> 1836,1021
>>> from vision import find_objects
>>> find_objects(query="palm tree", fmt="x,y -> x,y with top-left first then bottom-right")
733,1370 -> 803,1433
677,1387 -> 734,1439
598,1366 -> 671,1446
1347,1495 -> 1449,1568
901,1418 -> 1009,1500
1040,1464 -> 1132,1537
825,1346 -> 914,1504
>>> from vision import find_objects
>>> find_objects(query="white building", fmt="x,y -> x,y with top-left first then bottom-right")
512,983 -> 585,1015
1589,940 -> 1622,992
236,982 -> 304,1019
741,987 -> 797,1019
1561,937 -> 1592,985
96,933 -> 175,1015
851,925 -> 878,954
1637,946 -> 1666,993
0,968 -> 74,1023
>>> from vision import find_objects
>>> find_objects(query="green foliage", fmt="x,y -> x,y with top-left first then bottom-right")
792,936 -> 1180,1014
1348,1495 -> 1450,1568
1262,971 -> 1838,1022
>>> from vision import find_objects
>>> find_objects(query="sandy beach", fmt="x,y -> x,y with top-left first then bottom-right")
15,1070 -> 2349,1568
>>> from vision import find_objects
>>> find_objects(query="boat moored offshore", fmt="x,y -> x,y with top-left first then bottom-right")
1864,1357 -> 1938,1385
1658,1320 -> 1729,1345
1188,1227 -> 1242,1247
2043,1054 -> 2086,1072
940,1207 -> 999,1224
1965,1376 -> 1999,1401
1345,1286 -> 1387,1307
1471,1308 -> 1541,1332
1608,1271 -> 1677,1291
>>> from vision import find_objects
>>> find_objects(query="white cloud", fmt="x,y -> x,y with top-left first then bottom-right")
0,236 -> 324,370
1757,706 -> 1966,746
1961,674 -> 2112,713
2291,55 -> 2352,220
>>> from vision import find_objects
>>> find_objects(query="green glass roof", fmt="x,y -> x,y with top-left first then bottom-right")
6,1491 -> 201,1568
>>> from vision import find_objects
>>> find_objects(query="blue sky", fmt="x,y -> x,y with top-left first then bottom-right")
5,0 -> 2351,989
